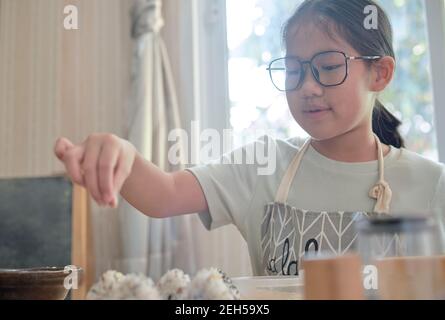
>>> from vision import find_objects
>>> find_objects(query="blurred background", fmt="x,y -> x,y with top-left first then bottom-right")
0,0 -> 444,297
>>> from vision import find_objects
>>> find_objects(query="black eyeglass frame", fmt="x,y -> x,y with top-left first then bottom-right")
266,50 -> 382,92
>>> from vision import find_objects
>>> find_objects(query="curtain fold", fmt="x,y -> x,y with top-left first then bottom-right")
118,0 -> 198,280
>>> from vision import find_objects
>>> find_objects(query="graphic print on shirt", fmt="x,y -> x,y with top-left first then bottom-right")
260,203 -> 404,276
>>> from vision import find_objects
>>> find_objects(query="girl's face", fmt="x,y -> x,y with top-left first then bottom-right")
285,22 -> 375,141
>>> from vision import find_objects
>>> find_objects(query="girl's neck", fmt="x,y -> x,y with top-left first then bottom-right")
310,131 -> 391,163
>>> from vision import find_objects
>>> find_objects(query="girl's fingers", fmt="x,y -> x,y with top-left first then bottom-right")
82,139 -> 104,206
110,152 -> 132,208
64,145 -> 86,186
97,141 -> 120,205
54,137 -> 85,186
54,137 -> 74,160
54,134 -> 134,208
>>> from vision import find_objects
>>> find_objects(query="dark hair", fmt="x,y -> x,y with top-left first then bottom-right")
283,0 -> 405,148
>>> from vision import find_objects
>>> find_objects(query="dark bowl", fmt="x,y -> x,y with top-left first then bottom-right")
0,266 -> 83,300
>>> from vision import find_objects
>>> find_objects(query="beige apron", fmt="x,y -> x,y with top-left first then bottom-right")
260,133 -> 393,276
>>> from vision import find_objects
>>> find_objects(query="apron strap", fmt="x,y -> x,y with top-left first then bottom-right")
274,138 -> 312,203
368,133 -> 392,214
274,133 -> 392,214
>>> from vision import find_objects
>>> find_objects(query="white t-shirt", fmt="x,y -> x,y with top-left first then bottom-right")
185,135 -> 445,275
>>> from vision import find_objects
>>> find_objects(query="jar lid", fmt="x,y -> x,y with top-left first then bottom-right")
355,215 -> 435,234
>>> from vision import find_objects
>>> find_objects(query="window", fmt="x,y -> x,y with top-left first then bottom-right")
226,0 -> 305,148
224,0 -> 441,160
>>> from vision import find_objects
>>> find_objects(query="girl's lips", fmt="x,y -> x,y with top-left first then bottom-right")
302,108 -> 332,120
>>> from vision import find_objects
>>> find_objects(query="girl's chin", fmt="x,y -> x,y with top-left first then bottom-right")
292,115 -> 345,141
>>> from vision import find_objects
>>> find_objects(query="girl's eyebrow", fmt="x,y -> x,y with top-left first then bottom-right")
286,49 -> 344,60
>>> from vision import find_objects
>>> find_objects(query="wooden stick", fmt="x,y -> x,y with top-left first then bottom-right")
71,183 -> 95,300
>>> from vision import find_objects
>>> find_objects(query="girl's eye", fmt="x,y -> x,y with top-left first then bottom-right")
321,64 -> 344,71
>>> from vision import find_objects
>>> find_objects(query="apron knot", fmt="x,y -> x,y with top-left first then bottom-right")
368,180 -> 392,214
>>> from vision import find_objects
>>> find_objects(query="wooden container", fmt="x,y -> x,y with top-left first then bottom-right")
375,255 -> 445,299
303,254 -> 365,300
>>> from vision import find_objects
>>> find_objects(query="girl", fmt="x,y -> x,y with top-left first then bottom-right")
55,0 -> 445,276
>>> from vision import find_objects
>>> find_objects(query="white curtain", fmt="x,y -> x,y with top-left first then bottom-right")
117,0 -> 198,280
118,0 -> 252,280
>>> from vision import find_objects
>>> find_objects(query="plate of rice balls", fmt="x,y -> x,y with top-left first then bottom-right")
86,267 -> 241,300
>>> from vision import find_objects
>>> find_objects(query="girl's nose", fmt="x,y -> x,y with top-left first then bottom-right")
299,66 -> 324,98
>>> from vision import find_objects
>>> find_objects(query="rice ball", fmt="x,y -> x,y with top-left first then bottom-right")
86,270 -> 125,300
87,270 -> 160,300
118,273 -> 160,300
157,269 -> 191,300
185,268 -> 240,300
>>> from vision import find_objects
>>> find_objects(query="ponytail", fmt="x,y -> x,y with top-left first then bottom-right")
372,99 -> 405,148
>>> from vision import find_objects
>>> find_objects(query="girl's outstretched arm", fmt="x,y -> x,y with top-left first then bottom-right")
54,134 -> 208,218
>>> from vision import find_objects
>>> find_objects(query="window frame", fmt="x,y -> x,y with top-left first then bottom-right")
189,0 -> 230,133
424,0 -> 445,162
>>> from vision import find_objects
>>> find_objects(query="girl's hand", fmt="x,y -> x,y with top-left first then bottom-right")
54,134 -> 136,208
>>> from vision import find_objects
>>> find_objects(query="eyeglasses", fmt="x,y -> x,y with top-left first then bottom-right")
267,50 -> 382,92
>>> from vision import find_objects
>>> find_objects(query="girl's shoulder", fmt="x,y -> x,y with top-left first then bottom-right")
393,147 -> 445,185
396,147 -> 444,171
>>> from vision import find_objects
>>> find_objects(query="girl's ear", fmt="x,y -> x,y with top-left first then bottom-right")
368,56 -> 395,92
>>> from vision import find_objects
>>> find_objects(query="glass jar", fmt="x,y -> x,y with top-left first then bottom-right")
355,215 -> 445,300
